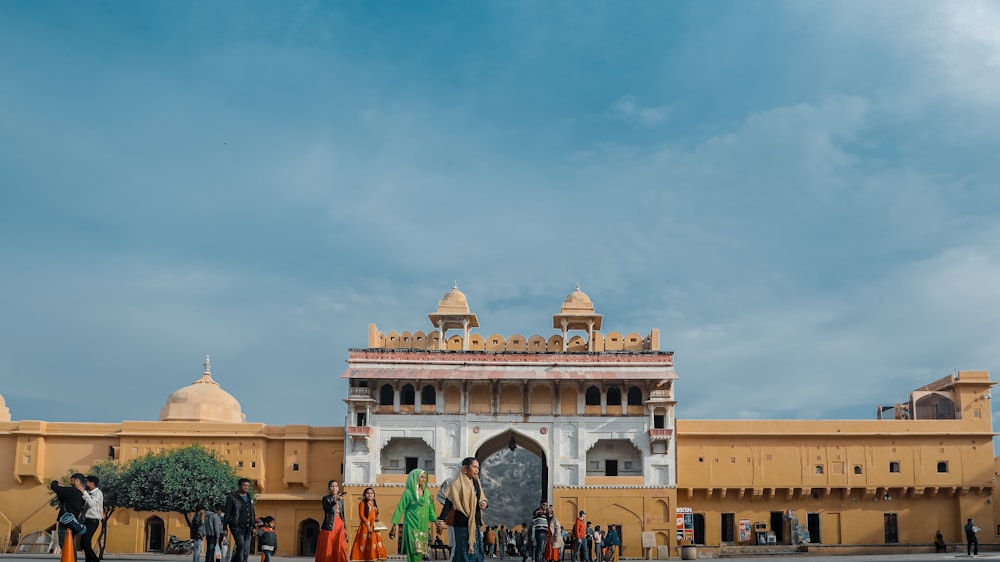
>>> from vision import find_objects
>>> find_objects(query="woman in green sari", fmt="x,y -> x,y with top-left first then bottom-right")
389,469 -> 437,562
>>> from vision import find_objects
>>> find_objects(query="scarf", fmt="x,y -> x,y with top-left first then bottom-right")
403,469 -> 429,507
444,471 -> 487,553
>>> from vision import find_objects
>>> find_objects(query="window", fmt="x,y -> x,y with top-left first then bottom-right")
653,414 -> 666,429
585,386 -> 601,406
889,461 -> 900,473
937,461 -> 948,473
292,463 -> 299,471
379,384 -> 394,406
421,385 -> 436,405
251,461 -> 256,468
237,461 -> 244,468
815,465 -> 824,475
605,459 -> 618,476
607,386 -> 622,406
854,465 -> 863,475
627,386 -> 643,405
400,384 -> 415,405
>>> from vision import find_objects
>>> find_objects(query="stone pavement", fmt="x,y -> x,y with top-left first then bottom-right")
2,554 -> 1000,562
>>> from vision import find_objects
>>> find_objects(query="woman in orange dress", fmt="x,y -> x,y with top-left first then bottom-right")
349,487 -> 387,562
545,508 -> 563,562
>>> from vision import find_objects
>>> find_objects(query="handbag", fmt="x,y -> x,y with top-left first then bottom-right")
373,522 -> 389,532
58,512 -> 86,535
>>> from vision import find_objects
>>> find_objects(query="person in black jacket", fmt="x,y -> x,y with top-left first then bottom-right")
223,478 -> 256,562
51,473 -> 87,562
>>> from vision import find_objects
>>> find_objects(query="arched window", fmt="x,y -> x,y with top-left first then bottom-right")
379,384 -> 394,406
400,384 -> 415,406
627,386 -> 642,405
607,386 -> 622,406
585,386 -> 601,406
421,385 -> 436,405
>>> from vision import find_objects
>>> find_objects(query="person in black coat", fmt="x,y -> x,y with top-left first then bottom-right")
223,478 -> 256,562
50,473 -> 86,562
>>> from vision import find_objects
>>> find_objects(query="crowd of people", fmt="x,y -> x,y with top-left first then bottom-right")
51,463 -> 618,562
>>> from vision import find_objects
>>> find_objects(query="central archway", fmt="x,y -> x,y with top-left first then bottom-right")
476,428 -> 548,528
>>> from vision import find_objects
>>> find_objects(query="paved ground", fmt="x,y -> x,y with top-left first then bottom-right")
3,554 -> 1000,562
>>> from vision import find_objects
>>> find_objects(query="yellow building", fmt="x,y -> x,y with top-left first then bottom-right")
0,358 -> 345,557
1,288 -> 997,558
676,371 -> 996,555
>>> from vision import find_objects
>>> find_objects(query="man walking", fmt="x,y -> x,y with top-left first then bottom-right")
204,506 -> 223,562
50,473 -> 86,562
224,478 -> 256,562
81,475 -> 104,562
965,518 -> 979,556
530,503 -> 549,562
571,512 -> 590,562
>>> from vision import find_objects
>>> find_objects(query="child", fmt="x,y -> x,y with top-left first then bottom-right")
257,516 -> 277,562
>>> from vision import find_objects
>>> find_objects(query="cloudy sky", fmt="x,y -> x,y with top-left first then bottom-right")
2,2 -> 999,428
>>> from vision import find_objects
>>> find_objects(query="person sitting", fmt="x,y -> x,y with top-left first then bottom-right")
934,530 -> 946,553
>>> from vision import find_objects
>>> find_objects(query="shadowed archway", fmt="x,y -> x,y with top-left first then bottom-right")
476,428 -> 548,527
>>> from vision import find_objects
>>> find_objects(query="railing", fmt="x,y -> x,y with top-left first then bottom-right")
648,389 -> 671,400
348,387 -> 374,399
648,428 -> 673,440
347,426 -> 373,438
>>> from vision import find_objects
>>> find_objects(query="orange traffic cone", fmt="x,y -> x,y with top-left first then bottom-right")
61,528 -> 75,562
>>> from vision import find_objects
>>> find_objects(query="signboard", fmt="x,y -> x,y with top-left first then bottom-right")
676,507 -> 694,542
738,519 -> 752,543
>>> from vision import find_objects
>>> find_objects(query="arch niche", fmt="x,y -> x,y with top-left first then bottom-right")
475,428 -> 549,504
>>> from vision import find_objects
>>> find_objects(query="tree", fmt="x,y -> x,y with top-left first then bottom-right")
48,461 -> 124,559
119,444 -> 240,527
89,460 -> 124,559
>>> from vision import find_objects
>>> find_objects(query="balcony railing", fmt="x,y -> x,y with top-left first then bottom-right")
648,428 -> 673,441
347,426 -> 373,438
347,387 -> 374,400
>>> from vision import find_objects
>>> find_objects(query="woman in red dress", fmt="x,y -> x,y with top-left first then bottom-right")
315,480 -> 348,562
349,487 -> 387,562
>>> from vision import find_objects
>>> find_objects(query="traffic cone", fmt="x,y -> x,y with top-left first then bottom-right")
61,528 -> 75,562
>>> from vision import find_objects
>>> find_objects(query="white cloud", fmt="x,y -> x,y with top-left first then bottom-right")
611,95 -> 671,127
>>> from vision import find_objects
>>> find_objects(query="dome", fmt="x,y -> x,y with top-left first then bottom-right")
435,282 -> 472,315
0,393 -> 10,422
560,286 -> 596,315
159,356 -> 246,423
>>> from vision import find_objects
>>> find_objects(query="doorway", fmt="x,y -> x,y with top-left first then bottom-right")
883,513 -> 898,544
692,514 -> 705,545
145,516 -> 164,552
807,513 -> 821,544
721,513 -> 735,544
299,519 -> 319,556
769,512 -> 784,544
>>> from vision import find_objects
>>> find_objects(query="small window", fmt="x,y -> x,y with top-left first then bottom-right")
585,386 -> 601,406
292,463 -> 299,471
251,461 -> 257,468
698,457 -> 704,463
815,465 -> 824,475
889,461 -> 900,473
237,461 -> 244,468
23,455 -> 30,464
937,461 -> 948,473
854,465 -> 863,475
400,384 -> 415,406
607,386 -> 622,406
624,461 -> 634,470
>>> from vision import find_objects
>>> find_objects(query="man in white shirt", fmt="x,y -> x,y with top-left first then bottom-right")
82,475 -> 104,562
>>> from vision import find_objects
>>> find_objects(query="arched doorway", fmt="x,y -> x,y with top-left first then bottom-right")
145,516 -> 165,552
299,518 -> 319,556
476,429 -> 548,527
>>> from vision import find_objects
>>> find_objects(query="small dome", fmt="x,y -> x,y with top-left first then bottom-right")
0,393 -> 10,422
436,282 -> 472,315
560,286 -> 595,315
159,356 -> 246,423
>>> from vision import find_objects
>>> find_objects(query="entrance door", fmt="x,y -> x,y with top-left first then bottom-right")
606,460 -> 618,476
770,512 -> 784,544
692,514 -> 705,545
721,514 -> 735,544
299,519 -> 319,556
405,457 -> 418,473
807,513 -> 821,544
883,513 -> 898,544
145,517 -> 164,552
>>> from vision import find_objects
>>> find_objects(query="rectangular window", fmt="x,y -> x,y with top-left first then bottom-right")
292,463 -> 299,471
889,461 -> 900,473
23,455 -> 30,464
815,465 -> 824,474
937,461 -> 948,473
251,461 -> 257,468
237,461 -> 244,468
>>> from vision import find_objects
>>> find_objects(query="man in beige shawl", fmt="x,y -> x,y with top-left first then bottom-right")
436,457 -> 488,562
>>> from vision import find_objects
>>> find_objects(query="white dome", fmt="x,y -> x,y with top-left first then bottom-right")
159,357 -> 246,423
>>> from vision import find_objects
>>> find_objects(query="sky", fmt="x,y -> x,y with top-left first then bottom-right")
2,1 -> 999,429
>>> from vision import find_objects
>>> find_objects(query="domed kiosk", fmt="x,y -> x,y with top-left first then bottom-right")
159,356 -> 246,423
427,282 -> 479,350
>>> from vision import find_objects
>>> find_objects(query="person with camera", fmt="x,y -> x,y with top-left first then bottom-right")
51,473 -> 87,562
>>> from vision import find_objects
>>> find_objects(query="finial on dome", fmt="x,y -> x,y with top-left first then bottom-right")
453,281 -> 458,290
196,355 -> 219,386
575,283 -> 580,291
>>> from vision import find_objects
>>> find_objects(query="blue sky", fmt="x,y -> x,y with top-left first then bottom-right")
2,1 -> 999,427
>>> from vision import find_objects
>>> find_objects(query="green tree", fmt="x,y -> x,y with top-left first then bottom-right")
119,444 -> 240,527
89,460 -> 124,559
